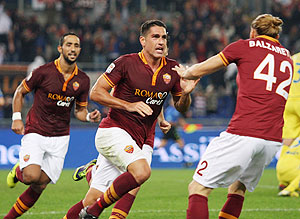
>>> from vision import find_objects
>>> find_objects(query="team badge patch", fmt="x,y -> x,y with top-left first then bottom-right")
124,145 -> 134,153
163,73 -> 171,84
23,154 -> 30,162
105,63 -> 115,74
73,81 -> 80,91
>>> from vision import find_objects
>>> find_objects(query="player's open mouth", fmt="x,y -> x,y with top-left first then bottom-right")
156,48 -> 163,53
69,54 -> 77,59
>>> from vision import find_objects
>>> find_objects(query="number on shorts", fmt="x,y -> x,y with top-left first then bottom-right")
196,160 -> 208,176
253,53 -> 292,100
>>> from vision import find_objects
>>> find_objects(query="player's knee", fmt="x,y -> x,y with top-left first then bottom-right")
128,160 -> 151,184
134,166 -> 151,184
22,172 -> 40,184
188,180 -> 211,197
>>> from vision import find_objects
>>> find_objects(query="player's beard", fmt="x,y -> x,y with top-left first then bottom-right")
62,52 -> 77,65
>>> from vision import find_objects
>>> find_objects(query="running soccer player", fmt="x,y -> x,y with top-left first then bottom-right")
74,19 -> 197,219
4,32 -> 101,219
173,14 -> 293,219
65,110 -> 170,219
276,52 -> 300,197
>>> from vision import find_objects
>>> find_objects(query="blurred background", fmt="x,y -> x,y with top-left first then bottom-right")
0,0 -> 299,168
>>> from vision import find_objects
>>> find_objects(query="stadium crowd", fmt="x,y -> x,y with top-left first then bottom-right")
1,0 -> 300,119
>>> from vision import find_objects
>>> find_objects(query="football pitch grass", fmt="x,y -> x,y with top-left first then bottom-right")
1,168 -> 300,218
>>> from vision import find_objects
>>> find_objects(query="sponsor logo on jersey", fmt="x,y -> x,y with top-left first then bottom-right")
124,145 -> 134,153
23,154 -> 30,162
48,93 -> 75,107
105,63 -> 115,74
163,73 -> 171,84
134,89 -> 168,105
73,81 -> 80,91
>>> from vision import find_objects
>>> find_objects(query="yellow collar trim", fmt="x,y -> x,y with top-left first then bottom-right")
138,51 -> 167,86
256,35 -> 279,44
54,59 -> 78,91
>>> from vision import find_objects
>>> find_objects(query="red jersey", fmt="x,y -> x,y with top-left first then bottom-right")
100,52 -> 182,147
219,35 -> 293,142
23,59 -> 90,136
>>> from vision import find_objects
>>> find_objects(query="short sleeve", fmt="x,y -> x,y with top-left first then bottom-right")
102,56 -> 126,88
22,67 -> 43,92
219,39 -> 245,66
76,77 -> 90,107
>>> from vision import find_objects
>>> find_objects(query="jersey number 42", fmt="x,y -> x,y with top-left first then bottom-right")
253,53 -> 293,100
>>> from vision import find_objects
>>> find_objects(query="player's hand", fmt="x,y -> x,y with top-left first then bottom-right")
126,101 -> 153,117
89,109 -> 101,123
159,120 -> 171,134
180,78 -> 200,95
11,120 -> 25,135
172,64 -> 187,78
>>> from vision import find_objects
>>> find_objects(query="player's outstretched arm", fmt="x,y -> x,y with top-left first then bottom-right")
173,54 -> 224,80
11,83 -> 29,135
90,75 -> 153,117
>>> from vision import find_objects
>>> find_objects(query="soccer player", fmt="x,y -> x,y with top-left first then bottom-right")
4,32 -> 101,219
67,110 -> 171,219
276,52 -> 300,197
173,14 -> 293,219
75,19 -> 197,219
66,109 -> 170,218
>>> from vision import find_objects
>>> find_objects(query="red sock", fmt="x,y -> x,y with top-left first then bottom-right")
4,186 -> 41,219
87,172 -> 139,217
65,200 -> 84,219
186,194 -> 208,219
219,194 -> 244,219
16,166 -> 24,183
86,170 -> 92,184
110,193 -> 136,219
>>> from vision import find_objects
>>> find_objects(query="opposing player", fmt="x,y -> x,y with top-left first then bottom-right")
173,14 -> 293,219
74,19 -> 197,219
4,32 -> 101,219
276,52 -> 300,197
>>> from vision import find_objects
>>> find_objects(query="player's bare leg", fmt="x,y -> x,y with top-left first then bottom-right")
4,165 -> 50,218
80,159 -> 150,218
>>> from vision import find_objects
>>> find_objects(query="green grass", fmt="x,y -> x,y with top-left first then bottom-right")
1,168 -> 300,218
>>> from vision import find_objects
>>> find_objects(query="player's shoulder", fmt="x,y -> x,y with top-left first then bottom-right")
77,68 -> 89,78
165,57 -> 179,67
230,38 -> 248,47
30,62 -> 54,76
115,53 -> 138,63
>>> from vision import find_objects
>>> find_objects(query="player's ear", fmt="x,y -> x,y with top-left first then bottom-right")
57,45 -> 62,53
139,35 -> 145,47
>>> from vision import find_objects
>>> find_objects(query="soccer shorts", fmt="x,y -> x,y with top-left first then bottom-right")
19,133 -> 70,184
95,127 -> 148,172
193,131 -> 281,192
91,143 -> 153,192
282,99 -> 300,139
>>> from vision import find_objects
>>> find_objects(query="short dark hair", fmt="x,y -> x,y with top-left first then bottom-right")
59,32 -> 80,46
140,20 -> 167,36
